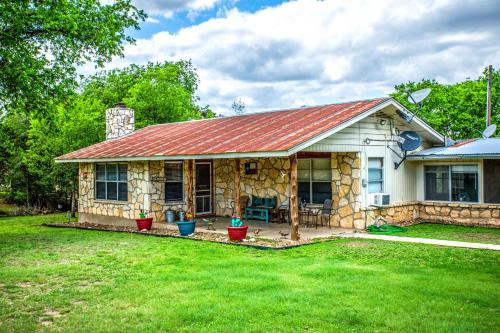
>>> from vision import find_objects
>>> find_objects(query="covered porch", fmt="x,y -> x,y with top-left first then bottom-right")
157,216 -> 354,241
154,152 -> 362,240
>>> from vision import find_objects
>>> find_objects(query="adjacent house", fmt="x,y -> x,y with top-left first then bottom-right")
56,97 -> 500,239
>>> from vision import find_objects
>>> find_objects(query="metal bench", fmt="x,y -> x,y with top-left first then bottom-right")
245,196 -> 277,223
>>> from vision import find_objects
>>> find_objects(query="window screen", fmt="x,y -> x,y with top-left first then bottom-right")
298,158 -> 332,204
165,162 -> 184,202
95,163 -> 128,201
368,158 -> 384,193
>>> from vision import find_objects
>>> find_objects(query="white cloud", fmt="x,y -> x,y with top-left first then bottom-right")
145,17 -> 160,24
132,0 -> 223,18
99,0 -> 500,115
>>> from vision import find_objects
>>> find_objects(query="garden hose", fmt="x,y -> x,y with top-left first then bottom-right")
367,224 -> 407,234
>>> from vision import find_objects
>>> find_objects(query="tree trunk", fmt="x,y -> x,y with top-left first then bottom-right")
186,160 -> 194,216
70,170 -> 78,218
234,158 -> 241,217
290,153 -> 300,240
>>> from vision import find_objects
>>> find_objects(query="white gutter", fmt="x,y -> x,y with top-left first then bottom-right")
55,150 -> 290,163
407,154 -> 500,160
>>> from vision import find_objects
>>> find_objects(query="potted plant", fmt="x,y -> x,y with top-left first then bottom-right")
227,216 -> 248,241
176,212 -> 196,236
135,210 -> 153,231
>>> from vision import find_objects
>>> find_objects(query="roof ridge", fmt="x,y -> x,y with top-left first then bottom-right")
146,97 -> 389,128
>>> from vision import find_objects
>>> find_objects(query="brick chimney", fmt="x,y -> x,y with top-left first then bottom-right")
106,102 -> 135,140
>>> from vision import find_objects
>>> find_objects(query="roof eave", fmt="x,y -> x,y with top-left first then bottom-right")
55,150 -> 291,163
407,154 -> 500,160
287,98 -> 444,155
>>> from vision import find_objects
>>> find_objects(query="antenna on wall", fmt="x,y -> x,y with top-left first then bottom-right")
402,88 -> 431,123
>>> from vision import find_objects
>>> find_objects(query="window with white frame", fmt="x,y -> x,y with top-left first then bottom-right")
95,163 -> 128,201
368,158 -> 384,193
165,162 -> 184,202
298,158 -> 332,204
425,165 -> 478,202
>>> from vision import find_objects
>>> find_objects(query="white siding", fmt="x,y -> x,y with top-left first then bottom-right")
303,109 -> 438,207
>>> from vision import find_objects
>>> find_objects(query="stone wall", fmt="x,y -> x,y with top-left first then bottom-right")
78,161 -> 148,222
149,161 -> 189,223
331,153 -> 362,229
362,202 -> 420,228
418,202 -> 500,227
105,104 -> 135,140
214,158 -> 291,216
78,161 -> 189,226
79,157 -> 500,229
360,201 -> 500,229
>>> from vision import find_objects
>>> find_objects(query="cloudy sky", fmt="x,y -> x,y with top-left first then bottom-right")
91,0 -> 500,115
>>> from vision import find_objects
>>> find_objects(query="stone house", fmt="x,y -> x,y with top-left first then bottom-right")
56,98 -> 500,239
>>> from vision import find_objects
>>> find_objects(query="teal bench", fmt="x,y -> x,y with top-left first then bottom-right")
245,196 -> 277,223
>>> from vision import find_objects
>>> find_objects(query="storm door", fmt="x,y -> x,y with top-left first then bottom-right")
195,162 -> 212,214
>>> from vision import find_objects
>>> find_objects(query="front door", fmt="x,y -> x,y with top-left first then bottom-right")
195,162 -> 212,215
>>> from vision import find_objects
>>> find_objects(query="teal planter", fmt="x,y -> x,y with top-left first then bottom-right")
176,220 -> 196,236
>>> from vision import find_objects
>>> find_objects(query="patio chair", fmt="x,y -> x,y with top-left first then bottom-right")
316,199 -> 336,229
230,195 -> 250,218
298,202 -> 318,228
270,200 -> 289,224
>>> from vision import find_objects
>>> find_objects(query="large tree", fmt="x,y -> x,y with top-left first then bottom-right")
3,61 -> 213,209
0,0 -> 146,115
391,67 -> 499,140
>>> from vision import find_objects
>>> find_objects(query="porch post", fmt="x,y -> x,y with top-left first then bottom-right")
186,160 -> 194,216
234,158 -> 241,217
290,153 -> 300,240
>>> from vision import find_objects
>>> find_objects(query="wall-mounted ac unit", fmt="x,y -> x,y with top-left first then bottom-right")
369,193 -> 390,206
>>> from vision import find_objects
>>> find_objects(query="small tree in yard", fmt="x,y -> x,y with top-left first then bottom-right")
231,98 -> 246,115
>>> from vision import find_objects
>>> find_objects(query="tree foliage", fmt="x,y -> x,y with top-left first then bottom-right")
391,67 -> 499,140
0,61 -> 213,209
0,0 -> 146,115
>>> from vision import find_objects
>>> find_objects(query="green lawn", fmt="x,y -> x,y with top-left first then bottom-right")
399,223 -> 500,244
1,215 -> 499,332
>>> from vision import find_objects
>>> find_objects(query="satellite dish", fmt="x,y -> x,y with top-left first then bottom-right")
398,131 -> 422,151
445,137 -> 456,147
407,88 -> 431,104
482,124 -> 496,138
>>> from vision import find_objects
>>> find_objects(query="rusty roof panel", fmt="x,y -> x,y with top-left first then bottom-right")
57,98 -> 389,160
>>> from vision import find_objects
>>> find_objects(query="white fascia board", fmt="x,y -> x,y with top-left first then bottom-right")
390,99 -> 444,143
407,154 -> 500,160
55,150 -> 290,163
288,99 -> 444,155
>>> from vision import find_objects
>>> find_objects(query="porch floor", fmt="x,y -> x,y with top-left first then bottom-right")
157,217 -> 355,241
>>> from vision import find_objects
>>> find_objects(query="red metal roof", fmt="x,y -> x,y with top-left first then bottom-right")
57,98 -> 389,161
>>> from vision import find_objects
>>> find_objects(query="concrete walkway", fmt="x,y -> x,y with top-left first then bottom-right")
338,233 -> 500,251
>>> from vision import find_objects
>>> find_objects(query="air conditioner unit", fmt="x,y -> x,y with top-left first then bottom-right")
369,193 -> 390,206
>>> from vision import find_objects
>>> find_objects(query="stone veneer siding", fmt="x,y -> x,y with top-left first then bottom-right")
362,202 -> 500,228
331,152 -> 362,229
214,158 -> 291,216
78,161 -> 189,226
79,156 -> 500,229
105,106 -> 134,140
418,202 -> 500,227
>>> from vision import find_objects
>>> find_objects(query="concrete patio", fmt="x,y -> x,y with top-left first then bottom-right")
155,217 -> 355,241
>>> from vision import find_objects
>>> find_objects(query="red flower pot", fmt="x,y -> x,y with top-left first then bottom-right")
227,226 -> 248,241
135,218 -> 153,231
